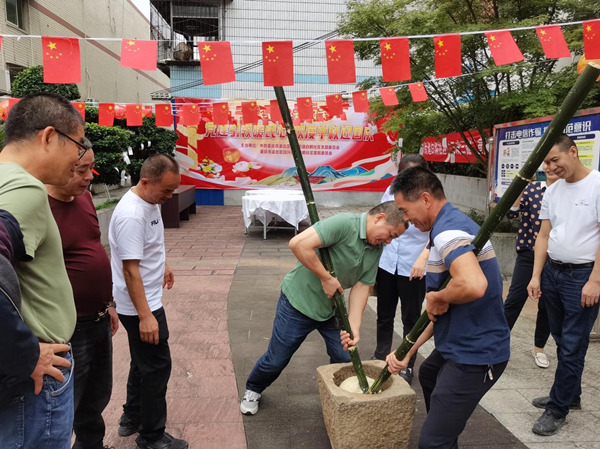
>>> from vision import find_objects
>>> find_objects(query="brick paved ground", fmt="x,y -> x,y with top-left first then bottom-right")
101,204 -> 600,449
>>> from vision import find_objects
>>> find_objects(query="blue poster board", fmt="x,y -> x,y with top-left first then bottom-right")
490,109 -> 600,202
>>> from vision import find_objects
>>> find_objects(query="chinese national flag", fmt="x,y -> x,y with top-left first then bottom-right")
42,37 -> 81,83
98,103 -> 115,127
326,94 -> 344,118
199,41 -> 236,85
212,102 -> 229,126
72,102 -> 85,120
120,39 -> 157,71
242,101 -> 259,125
380,38 -> 411,82
583,20 -> 600,60
155,104 -> 173,127
325,40 -> 356,84
379,87 -> 398,106
297,97 -> 313,123
536,26 -> 570,59
2,98 -> 19,120
0,36 -> 2,50
352,90 -> 370,112
262,41 -> 294,86
409,83 -> 428,102
270,100 -> 283,124
485,30 -> 524,66
434,34 -> 462,78
180,104 -> 200,126
126,104 -> 143,126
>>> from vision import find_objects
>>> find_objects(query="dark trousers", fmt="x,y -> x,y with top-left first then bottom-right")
71,314 -> 113,449
418,349 -> 508,449
119,308 -> 172,442
503,249 -> 550,348
374,267 -> 426,368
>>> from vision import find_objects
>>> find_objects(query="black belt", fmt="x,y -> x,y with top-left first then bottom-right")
78,306 -> 110,322
548,258 -> 595,271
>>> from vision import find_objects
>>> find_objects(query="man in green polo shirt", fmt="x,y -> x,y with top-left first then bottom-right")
240,201 -> 408,415
0,93 -> 87,448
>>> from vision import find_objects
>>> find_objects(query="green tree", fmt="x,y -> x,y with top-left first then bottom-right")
85,122 -> 130,185
11,65 -> 80,100
84,110 -> 178,185
339,0 -> 600,171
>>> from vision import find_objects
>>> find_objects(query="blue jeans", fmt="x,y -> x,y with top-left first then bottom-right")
542,262 -> 600,417
72,315 -> 113,449
0,348 -> 74,449
246,291 -> 350,394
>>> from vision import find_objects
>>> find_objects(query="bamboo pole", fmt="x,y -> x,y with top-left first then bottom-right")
273,86 -> 369,392
368,62 -> 600,394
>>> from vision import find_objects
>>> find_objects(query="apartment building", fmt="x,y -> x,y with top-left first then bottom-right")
1,0 -> 169,102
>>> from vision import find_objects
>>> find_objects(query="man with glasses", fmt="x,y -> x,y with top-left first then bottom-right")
47,148 -> 118,449
0,93 -> 86,448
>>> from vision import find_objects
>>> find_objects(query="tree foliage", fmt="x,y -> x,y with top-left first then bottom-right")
10,65 -> 80,100
339,0 -> 600,171
84,109 -> 178,185
85,122 -> 130,185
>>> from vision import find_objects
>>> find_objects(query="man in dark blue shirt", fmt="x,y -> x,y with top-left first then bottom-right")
386,166 -> 510,449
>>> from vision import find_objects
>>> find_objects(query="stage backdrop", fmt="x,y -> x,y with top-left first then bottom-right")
174,98 -> 397,191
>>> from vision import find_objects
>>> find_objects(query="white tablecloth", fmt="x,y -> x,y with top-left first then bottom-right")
242,192 -> 309,234
244,189 -> 304,196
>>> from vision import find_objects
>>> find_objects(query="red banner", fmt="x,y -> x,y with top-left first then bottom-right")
174,98 -> 398,191
420,130 -> 488,163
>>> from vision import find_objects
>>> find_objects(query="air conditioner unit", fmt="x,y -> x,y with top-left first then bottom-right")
0,70 -> 11,94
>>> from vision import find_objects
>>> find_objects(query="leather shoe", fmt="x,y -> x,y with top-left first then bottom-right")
118,413 -> 140,437
136,432 -> 188,449
399,367 -> 413,385
532,410 -> 565,436
532,395 -> 581,410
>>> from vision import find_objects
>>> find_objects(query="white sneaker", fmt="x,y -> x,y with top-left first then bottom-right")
533,349 -> 549,368
240,390 -> 261,415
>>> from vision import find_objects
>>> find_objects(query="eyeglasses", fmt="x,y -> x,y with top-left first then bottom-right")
54,129 -> 92,160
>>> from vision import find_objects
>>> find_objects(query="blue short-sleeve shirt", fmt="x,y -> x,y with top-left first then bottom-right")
427,203 -> 510,365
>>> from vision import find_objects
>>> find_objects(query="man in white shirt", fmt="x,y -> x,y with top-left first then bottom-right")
109,154 -> 187,449
527,134 -> 600,436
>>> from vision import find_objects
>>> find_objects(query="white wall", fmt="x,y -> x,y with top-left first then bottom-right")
221,0 -> 380,100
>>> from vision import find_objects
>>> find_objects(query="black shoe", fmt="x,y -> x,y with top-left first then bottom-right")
136,433 -> 188,449
532,410 -> 565,436
118,413 -> 140,437
399,367 -> 413,385
532,395 -> 581,410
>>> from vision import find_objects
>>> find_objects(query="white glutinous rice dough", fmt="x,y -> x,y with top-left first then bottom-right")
339,375 -> 376,393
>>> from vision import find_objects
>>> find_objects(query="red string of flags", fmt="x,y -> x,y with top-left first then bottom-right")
18,19 -> 598,85
0,19 -> 598,128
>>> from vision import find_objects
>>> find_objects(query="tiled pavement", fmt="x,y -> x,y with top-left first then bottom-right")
101,204 -> 600,449
103,206 -> 247,448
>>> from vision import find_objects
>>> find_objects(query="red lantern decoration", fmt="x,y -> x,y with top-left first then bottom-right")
114,104 -> 126,119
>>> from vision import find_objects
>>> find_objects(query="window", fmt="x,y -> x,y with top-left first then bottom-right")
6,0 -> 24,28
